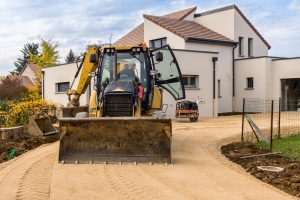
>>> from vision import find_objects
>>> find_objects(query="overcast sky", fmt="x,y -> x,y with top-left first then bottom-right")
0,0 -> 300,76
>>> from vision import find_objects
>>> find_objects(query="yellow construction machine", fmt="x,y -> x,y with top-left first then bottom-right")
58,43 -> 185,164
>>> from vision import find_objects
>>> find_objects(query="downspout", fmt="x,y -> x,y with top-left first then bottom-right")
212,57 -> 218,117
232,44 -> 238,112
41,71 -> 45,99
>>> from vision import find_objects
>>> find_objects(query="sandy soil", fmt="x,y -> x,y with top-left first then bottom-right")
0,115 -> 296,200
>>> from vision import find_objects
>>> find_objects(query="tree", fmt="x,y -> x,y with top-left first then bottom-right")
29,38 -> 60,94
11,42 -> 39,75
0,77 -> 28,101
65,49 -> 76,63
29,38 -> 60,68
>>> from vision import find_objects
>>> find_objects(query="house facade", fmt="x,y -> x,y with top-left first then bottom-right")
114,5 -> 271,117
41,5 -> 300,118
42,63 -> 91,107
235,57 -> 300,112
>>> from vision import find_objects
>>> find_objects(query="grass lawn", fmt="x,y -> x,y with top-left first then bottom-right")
255,134 -> 300,161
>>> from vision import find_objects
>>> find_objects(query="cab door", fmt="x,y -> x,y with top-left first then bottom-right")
151,45 -> 185,100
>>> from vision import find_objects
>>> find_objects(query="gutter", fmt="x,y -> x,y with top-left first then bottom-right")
212,57 -> 218,117
186,37 -> 238,46
212,57 -> 218,99
41,71 -> 45,99
232,43 -> 238,97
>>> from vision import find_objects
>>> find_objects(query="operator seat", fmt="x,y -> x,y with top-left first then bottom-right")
119,64 -> 136,80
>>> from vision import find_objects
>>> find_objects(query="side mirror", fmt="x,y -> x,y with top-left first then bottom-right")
155,52 -> 163,61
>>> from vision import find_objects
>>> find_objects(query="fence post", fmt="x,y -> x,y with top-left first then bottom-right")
270,100 -> 274,151
241,98 -> 245,142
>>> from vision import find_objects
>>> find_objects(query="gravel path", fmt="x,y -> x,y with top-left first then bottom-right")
0,115 -> 295,199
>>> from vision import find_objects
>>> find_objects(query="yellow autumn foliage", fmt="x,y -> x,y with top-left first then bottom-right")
0,99 -> 56,127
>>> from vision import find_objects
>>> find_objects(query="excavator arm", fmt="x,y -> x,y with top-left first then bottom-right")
67,45 -> 101,107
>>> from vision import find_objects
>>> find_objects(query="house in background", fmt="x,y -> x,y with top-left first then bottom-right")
114,5 -> 270,117
19,64 -> 38,85
6,75 -> 35,89
0,64 -> 37,90
41,5 -> 300,118
42,63 -> 91,107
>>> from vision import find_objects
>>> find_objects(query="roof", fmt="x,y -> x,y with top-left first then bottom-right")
19,63 -> 38,76
113,7 -> 197,46
114,5 -> 270,49
7,75 -> 35,88
143,15 -> 235,45
195,5 -> 271,49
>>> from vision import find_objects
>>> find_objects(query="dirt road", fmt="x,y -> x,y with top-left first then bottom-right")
0,115 -> 295,199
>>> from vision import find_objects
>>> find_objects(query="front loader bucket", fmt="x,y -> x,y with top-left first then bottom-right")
58,117 -> 172,164
28,114 -> 58,136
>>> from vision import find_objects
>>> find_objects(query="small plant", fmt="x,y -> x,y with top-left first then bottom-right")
1,151 -> 10,161
9,149 -> 16,160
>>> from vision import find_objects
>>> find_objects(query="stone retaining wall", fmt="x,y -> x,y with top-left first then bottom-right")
0,126 -> 29,141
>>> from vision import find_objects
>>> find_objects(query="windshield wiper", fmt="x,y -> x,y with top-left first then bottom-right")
129,52 -> 142,63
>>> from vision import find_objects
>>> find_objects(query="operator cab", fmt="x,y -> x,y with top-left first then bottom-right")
96,44 -> 185,115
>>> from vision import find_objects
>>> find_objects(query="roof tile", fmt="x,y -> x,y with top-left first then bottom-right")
113,7 -> 197,46
144,15 -> 234,43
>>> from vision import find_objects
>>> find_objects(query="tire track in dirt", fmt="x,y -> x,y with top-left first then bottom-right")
103,164 -> 185,200
15,152 -> 55,200
0,143 -> 57,200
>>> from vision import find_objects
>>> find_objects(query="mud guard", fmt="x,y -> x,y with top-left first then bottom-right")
58,117 -> 172,164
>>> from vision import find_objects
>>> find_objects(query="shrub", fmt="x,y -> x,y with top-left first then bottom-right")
1,99 -> 56,127
0,77 -> 28,101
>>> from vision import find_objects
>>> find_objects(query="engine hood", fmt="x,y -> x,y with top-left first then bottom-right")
104,80 -> 135,94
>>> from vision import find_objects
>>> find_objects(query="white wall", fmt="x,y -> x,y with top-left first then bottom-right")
42,63 -> 90,107
272,58 -> 300,98
194,7 -> 269,58
234,57 -> 272,111
168,50 -> 216,118
21,66 -> 36,84
233,10 -> 269,58
161,42 -> 234,118
194,8 -> 235,40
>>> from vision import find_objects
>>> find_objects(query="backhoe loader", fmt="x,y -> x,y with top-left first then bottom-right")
58,42 -> 185,164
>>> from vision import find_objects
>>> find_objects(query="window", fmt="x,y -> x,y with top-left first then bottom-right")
248,38 -> 253,57
150,38 -> 167,48
246,77 -> 253,89
183,75 -> 198,88
238,37 -> 244,56
56,82 -> 70,93
218,79 -> 221,98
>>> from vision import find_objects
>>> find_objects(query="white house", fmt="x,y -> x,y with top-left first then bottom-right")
42,62 -> 91,107
19,64 -> 38,84
41,5 -> 300,118
114,5 -> 270,117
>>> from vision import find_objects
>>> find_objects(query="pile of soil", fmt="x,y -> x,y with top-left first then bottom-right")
221,142 -> 300,198
0,133 -> 59,163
